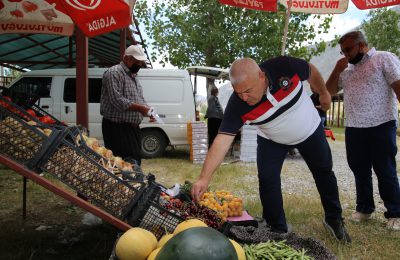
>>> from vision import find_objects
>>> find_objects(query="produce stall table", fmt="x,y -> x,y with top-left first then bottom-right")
0,153 -> 132,232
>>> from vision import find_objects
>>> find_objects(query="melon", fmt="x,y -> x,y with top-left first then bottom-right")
156,227 -> 238,260
147,247 -> 161,260
229,239 -> 246,260
157,234 -> 173,248
173,218 -> 207,234
115,228 -> 157,260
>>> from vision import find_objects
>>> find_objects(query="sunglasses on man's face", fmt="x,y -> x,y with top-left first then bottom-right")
340,42 -> 360,55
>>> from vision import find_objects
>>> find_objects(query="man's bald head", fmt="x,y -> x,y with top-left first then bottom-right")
229,58 -> 261,87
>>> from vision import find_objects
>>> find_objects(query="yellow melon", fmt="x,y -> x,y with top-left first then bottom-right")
173,219 -> 208,234
229,239 -> 246,260
157,234 -> 174,248
147,247 -> 161,260
115,228 -> 157,260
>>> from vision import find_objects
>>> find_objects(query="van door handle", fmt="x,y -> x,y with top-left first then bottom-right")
65,106 -> 70,113
41,105 -> 49,109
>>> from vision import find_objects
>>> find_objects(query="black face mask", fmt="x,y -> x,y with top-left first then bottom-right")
129,63 -> 141,74
349,52 -> 364,65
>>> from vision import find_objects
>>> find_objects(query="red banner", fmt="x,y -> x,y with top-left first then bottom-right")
352,0 -> 400,9
0,0 -> 132,37
279,0 -> 349,14
219,0 -> 278,12
48,0 -> 131,37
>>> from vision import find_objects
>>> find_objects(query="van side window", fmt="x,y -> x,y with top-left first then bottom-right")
8,77 -> 52,98
64,78 -> 103,103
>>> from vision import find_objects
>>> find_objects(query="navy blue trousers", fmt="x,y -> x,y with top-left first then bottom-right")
345,120 -> 400,218
257,123 -> 343,232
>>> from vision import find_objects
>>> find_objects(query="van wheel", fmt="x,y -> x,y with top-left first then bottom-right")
140,129 -> 167,158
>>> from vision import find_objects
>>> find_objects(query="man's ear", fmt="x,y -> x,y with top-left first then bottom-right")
259,71 -> 267,84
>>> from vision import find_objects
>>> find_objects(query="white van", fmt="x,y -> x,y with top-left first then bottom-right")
4,68 -> 197,158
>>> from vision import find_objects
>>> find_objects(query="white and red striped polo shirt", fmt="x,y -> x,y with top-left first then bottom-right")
220,56 -> 321,145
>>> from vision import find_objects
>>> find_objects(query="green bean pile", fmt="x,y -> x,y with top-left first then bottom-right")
243,240 -> 313,260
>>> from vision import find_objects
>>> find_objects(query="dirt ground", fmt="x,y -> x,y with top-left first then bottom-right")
0,165 -> 119,260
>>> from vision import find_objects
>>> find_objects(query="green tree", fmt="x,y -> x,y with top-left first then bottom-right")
135,0 -> 332,70
362,8 -> 400,56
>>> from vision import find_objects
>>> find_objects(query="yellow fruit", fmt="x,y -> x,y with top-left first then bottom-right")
157,234 -> 174,248
229,239 -> 246,260
147,247 -> 161,260
115,228 -> 157,260
173,219 -> 208,234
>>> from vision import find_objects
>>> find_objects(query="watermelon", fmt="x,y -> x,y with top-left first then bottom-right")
156,227 -> 238,260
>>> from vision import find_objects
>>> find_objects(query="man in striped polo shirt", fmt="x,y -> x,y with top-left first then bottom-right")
192,57 -> 351,242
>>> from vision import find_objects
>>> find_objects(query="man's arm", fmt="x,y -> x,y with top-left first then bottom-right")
391,80 -> 400,103
129,103 -> 151,116
191,133 -> 235,202
326,57 -> 348,95
307,63 -> 331,111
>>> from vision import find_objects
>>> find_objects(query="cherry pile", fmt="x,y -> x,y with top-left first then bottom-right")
161,197 -> 222,229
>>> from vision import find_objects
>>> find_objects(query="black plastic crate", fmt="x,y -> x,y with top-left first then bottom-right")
37,129 -> 147,218
69,128 -> 145,181
127,182 -> 184,239
0,94 -> 66,127
30,103 -> 66,126
0,96 -> 62,169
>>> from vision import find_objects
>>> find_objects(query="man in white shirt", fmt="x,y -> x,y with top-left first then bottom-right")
327,31 -> 400,231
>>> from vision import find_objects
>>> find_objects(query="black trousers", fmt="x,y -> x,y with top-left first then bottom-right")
102,117 -> 142,165
257,123 -> 342,232
207,117 -> 222,147
346,120 -> 400,218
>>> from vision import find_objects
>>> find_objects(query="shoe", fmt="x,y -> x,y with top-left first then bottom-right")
350,211 -> 372,222
270,223 -> 293,234
323,219 -> 352,243
387,218 -> 400,231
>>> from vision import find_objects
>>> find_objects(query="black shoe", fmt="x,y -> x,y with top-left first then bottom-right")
323,219 -> 352,243
270,223 -> 293,234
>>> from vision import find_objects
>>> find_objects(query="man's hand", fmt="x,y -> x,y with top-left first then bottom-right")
130,103 -> 151,116
334,57 -> 349,74
319,91 -> 331,111
191,178 -> 209,202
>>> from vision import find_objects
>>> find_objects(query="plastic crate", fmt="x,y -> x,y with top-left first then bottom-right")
70,128 -> 145,181
30,103 -> 66,126
0,96 -> 62,169
126,182 -> 184,240
7,91 -> 40,109
37,129 -> 147,218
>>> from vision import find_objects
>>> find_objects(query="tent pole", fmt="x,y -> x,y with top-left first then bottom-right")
281,0 -> 292,56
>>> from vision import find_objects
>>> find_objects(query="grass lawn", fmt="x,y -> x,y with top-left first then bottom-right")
0,127 -> 399,259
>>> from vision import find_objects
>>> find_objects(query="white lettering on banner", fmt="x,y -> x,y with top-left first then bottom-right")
233,0 -> 264,8
1,23 -> 64,33
87,16 -> 116,32
366,0 -> 396,7
290,0 -> 339,9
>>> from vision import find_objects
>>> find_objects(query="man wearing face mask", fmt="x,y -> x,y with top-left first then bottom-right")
100,45 -> 153,166
327,31 -> 400,230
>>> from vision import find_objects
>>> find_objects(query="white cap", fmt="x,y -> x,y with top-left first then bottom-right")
124,45 -> 147,61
